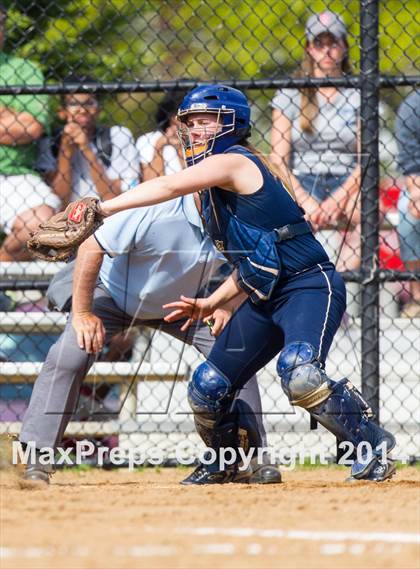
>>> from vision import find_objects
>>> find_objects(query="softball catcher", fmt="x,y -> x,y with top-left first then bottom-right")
26,85 -> 396,484
22,193 -> 281,485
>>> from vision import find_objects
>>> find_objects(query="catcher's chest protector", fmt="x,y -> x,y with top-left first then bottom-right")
201,188 -> 282,302
200,146 -> 311,303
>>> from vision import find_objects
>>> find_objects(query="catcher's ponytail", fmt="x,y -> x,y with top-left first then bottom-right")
240,142 -> 296,200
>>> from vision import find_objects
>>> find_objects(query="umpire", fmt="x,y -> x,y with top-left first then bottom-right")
19,193 -> 281,485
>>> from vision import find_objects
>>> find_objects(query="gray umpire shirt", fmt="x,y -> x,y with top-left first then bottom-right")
94,194 -> 224,320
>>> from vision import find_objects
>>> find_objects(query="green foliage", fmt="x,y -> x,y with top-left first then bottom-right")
2,0 -> 418,135
5,0 -> 155,81
4,0 -> 418,80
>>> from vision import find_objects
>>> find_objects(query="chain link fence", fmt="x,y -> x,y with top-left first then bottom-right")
0,0 -> 418,464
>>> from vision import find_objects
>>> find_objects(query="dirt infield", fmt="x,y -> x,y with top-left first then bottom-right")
1,466 -> 419,569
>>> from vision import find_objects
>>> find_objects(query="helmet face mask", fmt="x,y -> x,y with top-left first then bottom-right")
178,108 -> 236,166
177,84 -> 251,167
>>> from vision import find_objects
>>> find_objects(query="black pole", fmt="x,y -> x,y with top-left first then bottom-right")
0,75 -> 418,96
360,0 -> 380,420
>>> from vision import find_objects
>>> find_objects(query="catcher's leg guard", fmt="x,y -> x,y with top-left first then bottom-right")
188,361 -> 239,457
277,342 -> 396,479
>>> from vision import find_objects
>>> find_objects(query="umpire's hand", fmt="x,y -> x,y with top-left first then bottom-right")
72,311 -> 106,354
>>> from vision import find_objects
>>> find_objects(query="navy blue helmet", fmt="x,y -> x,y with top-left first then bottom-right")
177,84 -> 251,166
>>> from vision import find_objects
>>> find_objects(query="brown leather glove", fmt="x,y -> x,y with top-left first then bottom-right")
27,197 -> 105,262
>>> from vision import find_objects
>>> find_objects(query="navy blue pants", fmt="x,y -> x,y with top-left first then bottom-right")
208,262 -> 346,390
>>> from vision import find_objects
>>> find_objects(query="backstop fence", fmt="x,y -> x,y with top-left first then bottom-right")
0,0 -> 419,464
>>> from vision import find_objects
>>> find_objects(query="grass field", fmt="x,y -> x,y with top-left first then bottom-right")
1,464 -> 419,569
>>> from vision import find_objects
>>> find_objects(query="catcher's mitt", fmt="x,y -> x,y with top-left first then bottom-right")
27,197 -> 105,262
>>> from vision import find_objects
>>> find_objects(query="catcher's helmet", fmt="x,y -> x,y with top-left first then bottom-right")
177,84 -> 251,166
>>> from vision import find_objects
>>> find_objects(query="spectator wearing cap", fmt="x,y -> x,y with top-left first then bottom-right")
271,11 -> 360,272
0,3 -> 61,261
395,90 -> 420,318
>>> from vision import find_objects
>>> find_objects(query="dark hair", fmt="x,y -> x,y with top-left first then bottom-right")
60,74 -> 99,105
156,90 -> 188,132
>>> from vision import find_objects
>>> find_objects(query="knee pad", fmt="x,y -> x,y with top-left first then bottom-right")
277,341 -> 331,408
188,361 -> 233,415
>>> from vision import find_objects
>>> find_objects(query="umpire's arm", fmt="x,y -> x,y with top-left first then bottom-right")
72,235 -> 106,354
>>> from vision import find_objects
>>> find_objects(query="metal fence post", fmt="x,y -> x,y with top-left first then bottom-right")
360,0 -> 380,420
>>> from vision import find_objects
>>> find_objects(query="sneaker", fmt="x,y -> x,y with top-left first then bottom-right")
249,463 -> 282,484
23,464 -> 53,484
23,451 -> 55,485
346,458 -> 396,483
180,463 -> 252,485
350,427 -> 396,480
368,458 -> 397,481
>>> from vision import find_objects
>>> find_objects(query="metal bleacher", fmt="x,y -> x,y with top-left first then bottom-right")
0,262 -> 418,459
0,262 -> 189,447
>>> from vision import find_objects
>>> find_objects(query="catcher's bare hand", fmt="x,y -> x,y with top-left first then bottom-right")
72,311 -> 106,354
163,295 -> 215,331
205,307 -> 232,336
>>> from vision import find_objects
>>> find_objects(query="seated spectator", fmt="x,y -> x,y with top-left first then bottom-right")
35,78 -> 140,411
37,75 -> 139,205
395,89 -> 420,318
271,11 -> 360,272
0,3 -> 60,261
136,91 -> 186,180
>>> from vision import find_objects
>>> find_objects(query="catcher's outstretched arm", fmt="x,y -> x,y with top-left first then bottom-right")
100,152 -> 260,216
26,155 -> 260,261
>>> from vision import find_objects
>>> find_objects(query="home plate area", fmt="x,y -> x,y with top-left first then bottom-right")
1,466 -> 419,569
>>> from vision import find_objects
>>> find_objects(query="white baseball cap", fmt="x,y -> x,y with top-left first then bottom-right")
305,11 -> 347,41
